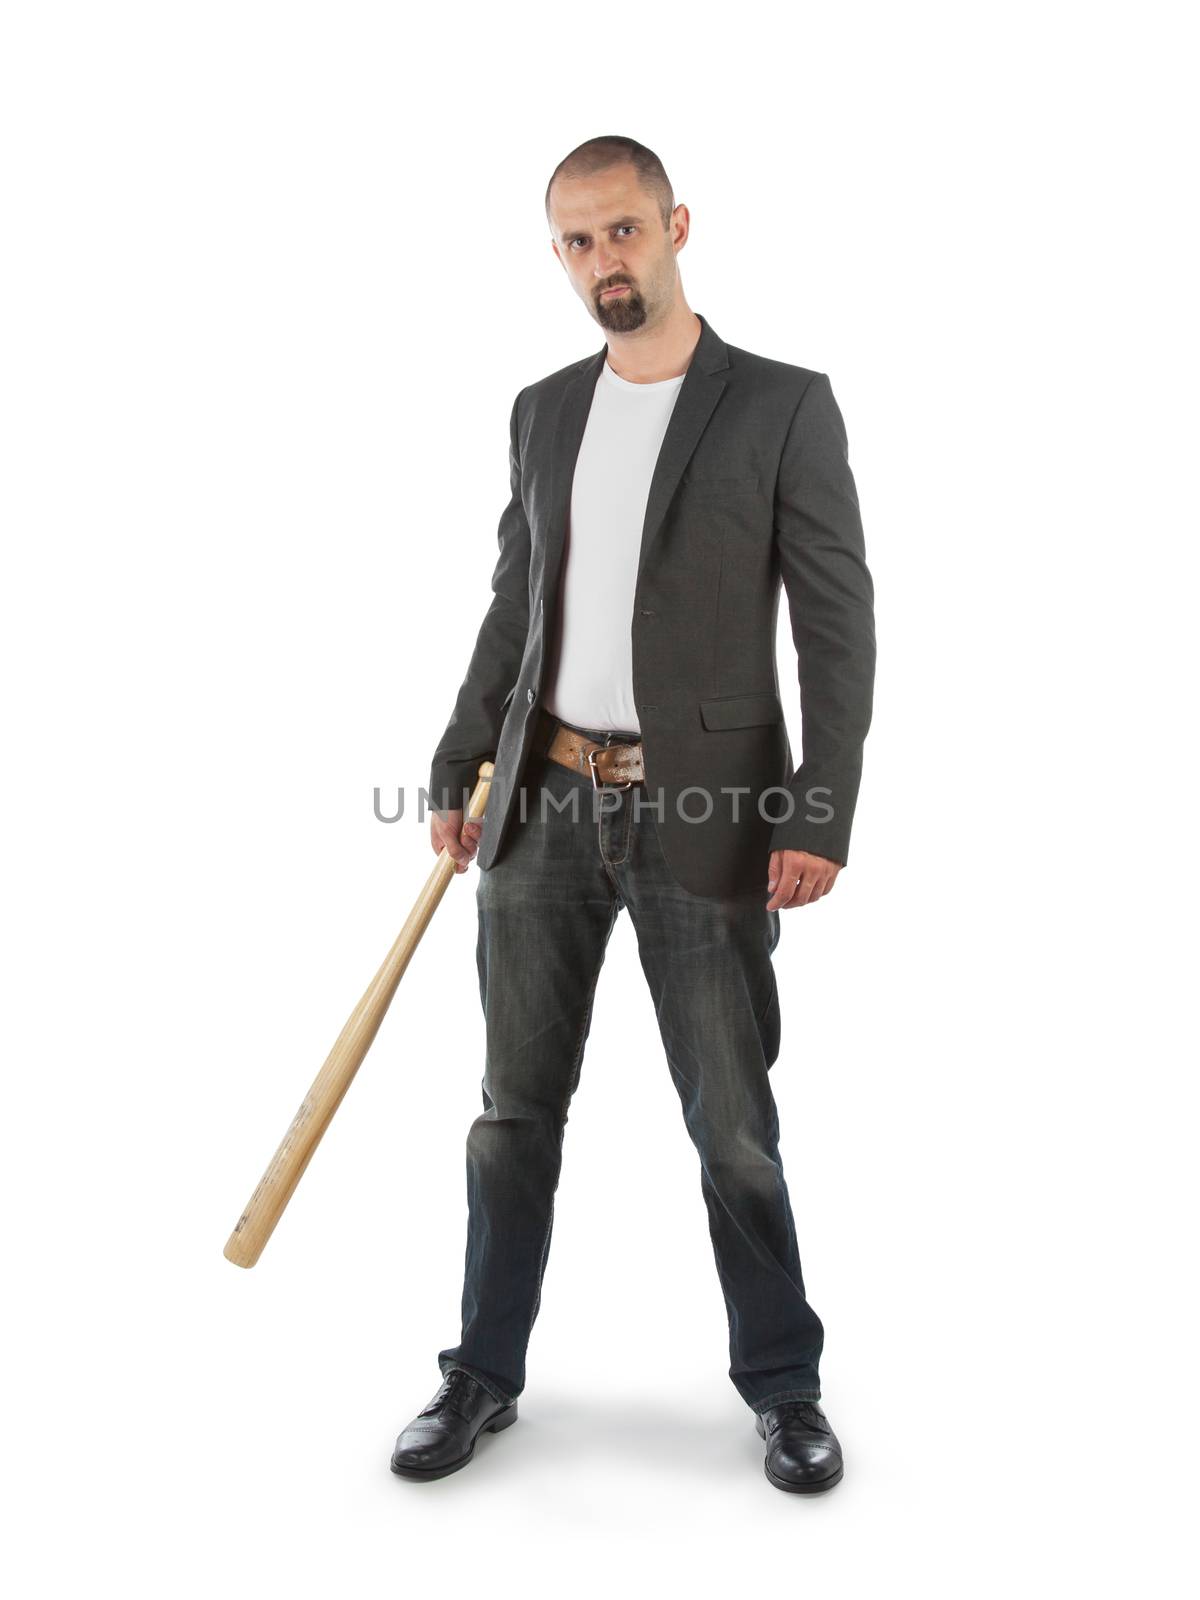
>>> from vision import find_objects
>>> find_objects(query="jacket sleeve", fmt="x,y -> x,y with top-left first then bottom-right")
427,388 -> 531,812
769,372 -> 876,864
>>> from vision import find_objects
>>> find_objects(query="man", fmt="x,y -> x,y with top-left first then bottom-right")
390,136 -> 875,1493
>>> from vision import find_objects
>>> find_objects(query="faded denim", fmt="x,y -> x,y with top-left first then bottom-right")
438,727 -> 825,1415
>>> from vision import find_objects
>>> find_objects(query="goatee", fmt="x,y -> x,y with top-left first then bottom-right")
596,287 -> 648,332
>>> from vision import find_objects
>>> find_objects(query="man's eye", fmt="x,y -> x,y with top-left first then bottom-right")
616,226 -> 636,237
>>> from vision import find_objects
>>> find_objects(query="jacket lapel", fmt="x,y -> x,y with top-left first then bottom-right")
541,346 -> 605,612
541,312 -> 730,609
635,314 -> 729,581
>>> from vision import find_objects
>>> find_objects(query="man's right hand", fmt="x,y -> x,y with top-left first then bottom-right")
431,807 -> 481,873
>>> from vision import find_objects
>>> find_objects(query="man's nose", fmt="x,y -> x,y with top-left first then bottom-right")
593,246 -> 622,278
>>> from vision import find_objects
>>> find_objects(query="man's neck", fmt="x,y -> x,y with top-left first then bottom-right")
604,306 -> 702,385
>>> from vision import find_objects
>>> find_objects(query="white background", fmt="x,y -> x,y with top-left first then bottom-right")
2,2 -> 1195,1594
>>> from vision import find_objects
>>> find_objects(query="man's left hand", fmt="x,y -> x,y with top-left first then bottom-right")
765,849 -> 842,911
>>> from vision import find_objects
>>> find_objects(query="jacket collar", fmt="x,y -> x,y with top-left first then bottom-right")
545,312 -> 730,596
576,308 -> 730,384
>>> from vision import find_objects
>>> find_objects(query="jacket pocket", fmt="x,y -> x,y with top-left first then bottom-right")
699,691 -> 785,730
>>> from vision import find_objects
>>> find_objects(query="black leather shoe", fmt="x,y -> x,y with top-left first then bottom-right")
390,1369 -> 518,1480
755,1400 -> 843,1493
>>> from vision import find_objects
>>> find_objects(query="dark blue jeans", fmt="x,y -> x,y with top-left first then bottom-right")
438,727 -> 824,1415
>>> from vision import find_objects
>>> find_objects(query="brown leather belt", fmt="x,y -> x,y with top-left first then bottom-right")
535,707 -> 645,788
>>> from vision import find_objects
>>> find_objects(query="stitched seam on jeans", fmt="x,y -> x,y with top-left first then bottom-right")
754,1388 -> 821,1412
748,909 -> 781,1030
598,810 -> 624,894
523,894 -> 619,1348
598,791 -> 631,870
753,972 -> 779,1031
606,791 -> 633,866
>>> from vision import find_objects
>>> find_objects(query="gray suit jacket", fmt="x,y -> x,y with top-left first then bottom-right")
429,312 -> 876,899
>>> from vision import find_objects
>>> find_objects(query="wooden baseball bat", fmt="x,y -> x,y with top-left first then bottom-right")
223,761 -> 494,1269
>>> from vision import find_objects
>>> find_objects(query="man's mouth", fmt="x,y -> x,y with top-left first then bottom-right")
601,285 -> 631,298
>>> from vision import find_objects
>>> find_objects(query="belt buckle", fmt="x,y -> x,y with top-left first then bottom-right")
587,745 -> 633,791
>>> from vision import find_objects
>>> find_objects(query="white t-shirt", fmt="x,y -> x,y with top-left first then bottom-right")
543,356 -> 685,734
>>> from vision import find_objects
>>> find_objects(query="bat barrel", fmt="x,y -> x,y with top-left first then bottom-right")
224,761 -> 494,1267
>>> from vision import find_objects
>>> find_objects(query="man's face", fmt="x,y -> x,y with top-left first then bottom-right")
548,163 -> 683,334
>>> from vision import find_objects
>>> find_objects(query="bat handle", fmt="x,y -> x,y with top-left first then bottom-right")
431,759 -> 494,872
463,760 -> 495,823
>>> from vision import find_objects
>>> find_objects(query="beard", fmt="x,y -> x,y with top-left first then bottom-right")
594,282 -> 649,332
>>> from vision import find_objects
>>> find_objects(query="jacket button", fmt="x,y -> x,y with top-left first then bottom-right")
526,687 -> 536,704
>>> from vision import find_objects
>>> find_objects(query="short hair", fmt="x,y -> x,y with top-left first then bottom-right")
545,136 -> 675,232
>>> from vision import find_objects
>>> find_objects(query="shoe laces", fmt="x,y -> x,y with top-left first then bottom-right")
420,1369 -> 477,1419
770,1400 -> 829,1434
